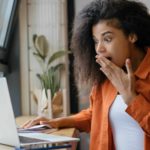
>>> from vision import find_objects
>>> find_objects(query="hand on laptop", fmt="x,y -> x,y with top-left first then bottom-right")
21,116 -> 76,129
21,116 -> 59,129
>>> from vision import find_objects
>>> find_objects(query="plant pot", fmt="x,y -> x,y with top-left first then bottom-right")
32,88 -> 68,118
38,89 -> 52,118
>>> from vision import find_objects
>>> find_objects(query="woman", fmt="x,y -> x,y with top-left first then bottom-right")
22,0 -> 150,149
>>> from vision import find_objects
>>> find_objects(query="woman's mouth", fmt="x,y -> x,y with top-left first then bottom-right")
106,57 -> 112,61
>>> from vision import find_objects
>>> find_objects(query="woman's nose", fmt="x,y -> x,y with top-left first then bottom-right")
96,42 -> 105,54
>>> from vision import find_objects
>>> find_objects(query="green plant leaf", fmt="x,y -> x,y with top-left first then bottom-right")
33,52 -> 44,60
35,35 -> 49,59
46,67 -> 60,98
33,34 -> 37,45
32,34 -> 70,99
36,74 -> 44,88
33,35 -> 45,60
53,63 -> 64,71
48,50 -> 70,65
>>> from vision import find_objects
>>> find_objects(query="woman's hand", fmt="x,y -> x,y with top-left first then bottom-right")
96,56 -> 137,105
21,116 -> 60,129
21,116 -> 75,129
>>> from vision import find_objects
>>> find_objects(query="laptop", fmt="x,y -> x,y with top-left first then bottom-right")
0,77 -> 79,148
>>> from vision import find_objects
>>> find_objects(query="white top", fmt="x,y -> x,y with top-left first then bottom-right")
109,95 -> 144,150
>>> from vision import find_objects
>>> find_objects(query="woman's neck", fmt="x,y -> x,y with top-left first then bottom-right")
131,48 -> 145,72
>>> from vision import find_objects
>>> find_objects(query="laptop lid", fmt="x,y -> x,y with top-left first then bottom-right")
0,77 -> 20,147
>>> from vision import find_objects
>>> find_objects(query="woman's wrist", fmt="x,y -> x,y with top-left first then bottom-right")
123,92 -> 137,105
53,116 -> 75,128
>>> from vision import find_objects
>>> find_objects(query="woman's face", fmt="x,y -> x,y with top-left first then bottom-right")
92,20 -> 136,68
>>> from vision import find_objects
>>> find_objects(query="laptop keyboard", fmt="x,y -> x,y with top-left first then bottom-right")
19,136 -> 48,144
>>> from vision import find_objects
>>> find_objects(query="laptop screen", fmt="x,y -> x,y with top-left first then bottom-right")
0,77 -> 20,147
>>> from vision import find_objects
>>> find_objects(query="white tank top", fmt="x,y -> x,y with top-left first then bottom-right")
109,95 -> 144,150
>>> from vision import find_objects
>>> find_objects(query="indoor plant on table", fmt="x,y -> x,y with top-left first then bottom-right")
32,34 -> 70,118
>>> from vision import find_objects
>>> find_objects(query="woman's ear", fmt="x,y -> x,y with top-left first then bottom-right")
129,33 -> 138,43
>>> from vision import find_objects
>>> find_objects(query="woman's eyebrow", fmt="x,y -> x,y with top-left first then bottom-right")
101,31 -> 113,36
92,31 -> 113,40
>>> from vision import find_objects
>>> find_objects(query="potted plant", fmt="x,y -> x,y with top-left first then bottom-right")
32,34 -> 70,117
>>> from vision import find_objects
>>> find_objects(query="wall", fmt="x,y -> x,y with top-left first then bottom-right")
19,0 -> 69,116
74,0 -> 93,14
142,0 -> 150,9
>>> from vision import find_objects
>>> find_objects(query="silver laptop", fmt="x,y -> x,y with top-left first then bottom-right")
0,77 -> 79,148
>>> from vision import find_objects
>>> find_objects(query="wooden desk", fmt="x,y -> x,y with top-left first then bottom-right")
0,116 -> 79,150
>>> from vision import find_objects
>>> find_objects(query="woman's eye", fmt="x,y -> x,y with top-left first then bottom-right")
104,37 -> 112,42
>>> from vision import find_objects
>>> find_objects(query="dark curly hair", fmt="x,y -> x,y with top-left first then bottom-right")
71,0 -> 150,85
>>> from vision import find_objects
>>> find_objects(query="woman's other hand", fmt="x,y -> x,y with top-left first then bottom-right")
96,56 -> 137,105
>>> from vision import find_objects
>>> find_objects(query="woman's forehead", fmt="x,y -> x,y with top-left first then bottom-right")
97,19 -> 122,29
92,19 -> 121,34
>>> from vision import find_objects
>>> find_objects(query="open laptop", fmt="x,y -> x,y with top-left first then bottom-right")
0,77 -> 79,148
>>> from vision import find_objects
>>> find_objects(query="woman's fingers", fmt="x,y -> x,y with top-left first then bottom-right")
21,116 -> 49,129
125,58 -> 135,83
21,120 -> 32,128
125,58 -> 136,88
96,56 -> 116,80
96,56 -> 110,67
21,119 -> 39,129
125,58 -> 135,84
126,58 -> 133,75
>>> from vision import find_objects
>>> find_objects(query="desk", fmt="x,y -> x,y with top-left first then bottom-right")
0,116 -> 79,150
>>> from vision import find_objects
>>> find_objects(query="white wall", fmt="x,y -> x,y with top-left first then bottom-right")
75,0 -> 150,14
141,0 -> 150,10
74,0 -> 93,14
19,0 -> 69,116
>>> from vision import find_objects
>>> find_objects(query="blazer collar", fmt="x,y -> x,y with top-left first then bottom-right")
134,48 -> 150,79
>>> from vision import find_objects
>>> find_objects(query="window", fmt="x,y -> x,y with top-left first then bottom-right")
0,0 -> 18,50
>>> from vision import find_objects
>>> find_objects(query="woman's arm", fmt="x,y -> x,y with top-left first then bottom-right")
21,108 -> 92,132
126,93 -> 150,136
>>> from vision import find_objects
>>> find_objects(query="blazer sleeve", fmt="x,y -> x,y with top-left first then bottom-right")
126,80 -> 150,136
68,86 -> 96,133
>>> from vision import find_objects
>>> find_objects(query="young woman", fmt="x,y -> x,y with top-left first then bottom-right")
22,0 -> 150,149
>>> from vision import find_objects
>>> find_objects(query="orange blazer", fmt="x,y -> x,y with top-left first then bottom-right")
70,49 -> 150,150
